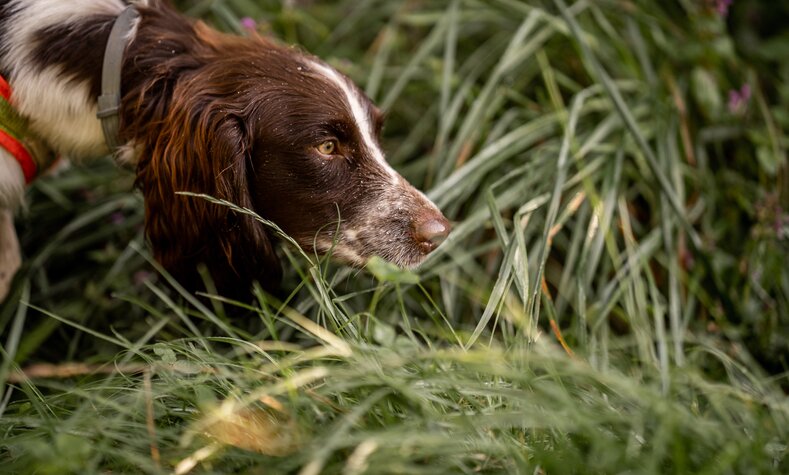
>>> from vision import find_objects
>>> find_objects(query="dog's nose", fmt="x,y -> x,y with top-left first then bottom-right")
414,214 -> 451,251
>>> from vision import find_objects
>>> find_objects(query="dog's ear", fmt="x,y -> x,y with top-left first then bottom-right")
134,89 -> 281,296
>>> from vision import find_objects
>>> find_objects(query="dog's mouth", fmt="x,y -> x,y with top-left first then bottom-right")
313,239 -> 431,270
284,178 -> 451,270
306,212 -> 451,270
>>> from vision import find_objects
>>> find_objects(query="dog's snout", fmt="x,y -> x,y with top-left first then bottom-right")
413,214 -> 451,251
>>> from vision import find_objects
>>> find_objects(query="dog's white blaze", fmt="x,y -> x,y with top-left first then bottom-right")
0,0 -> 142,158
309,62 -> 399,183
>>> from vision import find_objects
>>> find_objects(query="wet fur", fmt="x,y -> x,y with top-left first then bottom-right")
0,0 -> 449,300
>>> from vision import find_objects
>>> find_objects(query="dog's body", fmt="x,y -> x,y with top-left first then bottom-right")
0,0 -> 449,299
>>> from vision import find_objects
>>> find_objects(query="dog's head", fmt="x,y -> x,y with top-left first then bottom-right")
243,50 -> 451,268
126,11 -> 449,293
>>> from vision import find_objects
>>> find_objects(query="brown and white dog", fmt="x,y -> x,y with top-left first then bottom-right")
0,0 -> 450,299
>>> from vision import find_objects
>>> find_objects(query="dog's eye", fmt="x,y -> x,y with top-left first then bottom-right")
316,140 -> 337,156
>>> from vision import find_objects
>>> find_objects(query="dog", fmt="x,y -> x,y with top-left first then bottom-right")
0,0 -> 450,300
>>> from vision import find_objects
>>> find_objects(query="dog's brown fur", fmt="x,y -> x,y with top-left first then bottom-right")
0,0 -> 450,299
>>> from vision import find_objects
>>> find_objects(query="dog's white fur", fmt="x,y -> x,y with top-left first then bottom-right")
1,0 -> 130,158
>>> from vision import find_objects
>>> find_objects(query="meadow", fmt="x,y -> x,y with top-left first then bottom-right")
1,0 -> 788,473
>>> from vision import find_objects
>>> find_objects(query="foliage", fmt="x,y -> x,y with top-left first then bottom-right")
1,0 -> 787,473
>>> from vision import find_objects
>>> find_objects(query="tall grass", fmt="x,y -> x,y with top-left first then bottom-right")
1,0 -> 787,473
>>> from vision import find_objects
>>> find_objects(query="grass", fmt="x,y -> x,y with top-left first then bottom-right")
1,0 -> 788,473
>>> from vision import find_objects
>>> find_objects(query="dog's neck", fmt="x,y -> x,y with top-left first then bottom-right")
0,0 -> 151,160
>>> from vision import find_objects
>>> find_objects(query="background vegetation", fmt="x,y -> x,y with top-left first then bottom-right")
1,0 -> 788,473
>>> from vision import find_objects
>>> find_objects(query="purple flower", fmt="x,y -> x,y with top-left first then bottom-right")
110,211 -> 125,225
240,17 -> 257,31
740,83 -> 751,101
728,83 -> 751,114
712,0 -> 733,16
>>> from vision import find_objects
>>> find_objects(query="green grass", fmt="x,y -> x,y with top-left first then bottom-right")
1,0 -> 788,473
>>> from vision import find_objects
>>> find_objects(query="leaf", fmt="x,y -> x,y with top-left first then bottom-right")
372,321 -> 396,346
756,145 -> 780,176
153,343 -> 177,365
203,405 -> 301,456
691,67 -> 722,119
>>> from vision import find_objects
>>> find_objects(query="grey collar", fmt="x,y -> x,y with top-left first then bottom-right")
97,5 -> 139,151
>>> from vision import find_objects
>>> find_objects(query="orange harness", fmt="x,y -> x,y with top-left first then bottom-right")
0,75 -> 41,183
